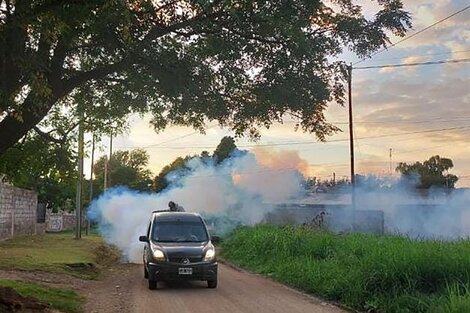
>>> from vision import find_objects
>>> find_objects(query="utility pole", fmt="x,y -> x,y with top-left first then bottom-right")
87,135 -> 95,236
348,64 -> 355,186
104,155 -> 108,191
389,148 -> 392,174
347,63 -> 356,229
333,172 -> 336,185
75,116 -> 84,239
108,133 -> 113,188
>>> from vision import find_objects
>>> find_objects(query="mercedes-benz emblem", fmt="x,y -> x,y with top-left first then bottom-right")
182,258 -> 190,264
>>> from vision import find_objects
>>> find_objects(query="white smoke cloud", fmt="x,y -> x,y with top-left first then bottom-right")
322,179 -> 470,239
89,147 -> 470,264
88,149 -> 306,263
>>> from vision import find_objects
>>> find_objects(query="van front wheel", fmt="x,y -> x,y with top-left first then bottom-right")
207,280 -> 217,288
148,279 -> 157,290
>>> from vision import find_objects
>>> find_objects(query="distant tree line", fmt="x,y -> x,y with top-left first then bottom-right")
306,155 -> 459,193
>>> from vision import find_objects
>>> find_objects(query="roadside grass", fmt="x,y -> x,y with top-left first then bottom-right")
0,279 -> 82,313
222,225 -> 470,313
429,284 -> 470,313
0,232 -> 113,279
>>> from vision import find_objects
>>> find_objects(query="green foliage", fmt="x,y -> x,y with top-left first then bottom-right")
213,136 -> 237,164
0,134 -> 77,210
430,284 -> 470,313
396,155 -> 459,189
0,279 -> 82,313
152,136 -> 239,192
0,0 -> 412,154
93,149 -> 153,193
222,225 -> 470,313
153,157 -> 190,193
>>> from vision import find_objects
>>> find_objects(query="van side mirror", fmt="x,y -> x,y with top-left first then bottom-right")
139,235 -> 149,242
211,235 -> 221,244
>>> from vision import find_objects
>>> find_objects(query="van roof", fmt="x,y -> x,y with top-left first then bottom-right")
152,212 -> 202,223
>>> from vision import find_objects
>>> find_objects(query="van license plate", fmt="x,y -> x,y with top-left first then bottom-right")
178,268 -> 192,275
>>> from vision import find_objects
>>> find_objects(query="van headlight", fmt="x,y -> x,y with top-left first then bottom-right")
204,246 -> 215,261
150,243 -> 166,261
152,249 -> 165,260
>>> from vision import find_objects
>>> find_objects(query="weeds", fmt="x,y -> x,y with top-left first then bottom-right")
222,225 -> 470,313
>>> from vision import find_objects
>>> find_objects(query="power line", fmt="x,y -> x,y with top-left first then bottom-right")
332,117 -> 470,125
394,143 -> 466,156
354,57 -> 470,70
113,118 -> 470,151
282,116 -> 470,126
358,49 -> 470,64
115,125 -> 218,150
354,4 -> 470,65
140,130 -> 203,149
149,125 -> 470,150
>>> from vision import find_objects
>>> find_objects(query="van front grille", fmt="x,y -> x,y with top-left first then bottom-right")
168,257 -> 203,263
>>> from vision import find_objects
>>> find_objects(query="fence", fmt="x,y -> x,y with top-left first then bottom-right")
0,183 -> 42,240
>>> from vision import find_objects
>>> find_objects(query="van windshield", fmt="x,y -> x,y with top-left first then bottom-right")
151,221 -> 208,242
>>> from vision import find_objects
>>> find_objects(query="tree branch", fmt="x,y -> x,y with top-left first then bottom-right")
62,120 -> 80,137
227,28 -> 287,45
61,61 -> 126,95
60,11 -> 227,93
33,126 -> 66,144
33,119 -> 80,145
142,10 -> 226,44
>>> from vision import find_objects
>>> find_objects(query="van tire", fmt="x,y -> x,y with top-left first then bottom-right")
148,279 -> 157,290
207,280 -> 217,288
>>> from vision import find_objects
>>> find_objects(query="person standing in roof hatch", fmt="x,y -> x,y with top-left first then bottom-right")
168,201 -> 185,212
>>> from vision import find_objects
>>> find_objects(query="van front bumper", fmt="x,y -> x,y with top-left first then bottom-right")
147,261 -> 218,281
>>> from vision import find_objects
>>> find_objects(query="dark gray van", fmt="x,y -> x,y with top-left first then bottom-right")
139,211 -> 218,290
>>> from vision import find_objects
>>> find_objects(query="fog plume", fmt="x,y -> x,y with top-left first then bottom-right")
88,149 -> 305,263
89,148 -> 470,264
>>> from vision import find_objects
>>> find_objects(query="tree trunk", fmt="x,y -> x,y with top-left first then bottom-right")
0,98 -> 54,155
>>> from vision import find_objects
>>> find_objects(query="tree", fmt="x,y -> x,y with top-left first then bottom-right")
213,136 -> 236,164
0,0 -> 411,155
153,157 -> 190,193
94,149 -> 153,192
396,155 -> 458,189
0,134 -> 77,209
153,136 -> 240,192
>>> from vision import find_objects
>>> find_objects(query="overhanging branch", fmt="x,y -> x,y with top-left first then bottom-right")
62,61 -> 126,94
33,120 -> 80,145
34,126 -> 66,144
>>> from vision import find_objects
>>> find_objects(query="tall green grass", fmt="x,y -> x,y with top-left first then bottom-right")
222,225 -> 470,313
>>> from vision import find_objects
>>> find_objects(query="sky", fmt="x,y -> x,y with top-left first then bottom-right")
87,0 -> 470,186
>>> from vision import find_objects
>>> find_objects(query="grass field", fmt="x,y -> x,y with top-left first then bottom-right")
222,225 -> 470,313
0,232 -> 107,279
0,279 -> 82,313
0,232 -> 112,313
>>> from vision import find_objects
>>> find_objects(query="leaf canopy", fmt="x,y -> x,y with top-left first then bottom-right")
0,0 -> 412,154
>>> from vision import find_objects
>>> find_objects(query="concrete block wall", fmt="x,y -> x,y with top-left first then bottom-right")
46,211 -> 84,232
0,183 -> 38,240
264,204 -> 385,234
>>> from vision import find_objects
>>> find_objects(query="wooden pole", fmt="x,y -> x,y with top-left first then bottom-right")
75,116 -> 84,239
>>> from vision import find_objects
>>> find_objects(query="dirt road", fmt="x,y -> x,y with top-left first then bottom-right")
128,263 -> 346,313
1,263 -> 346,313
